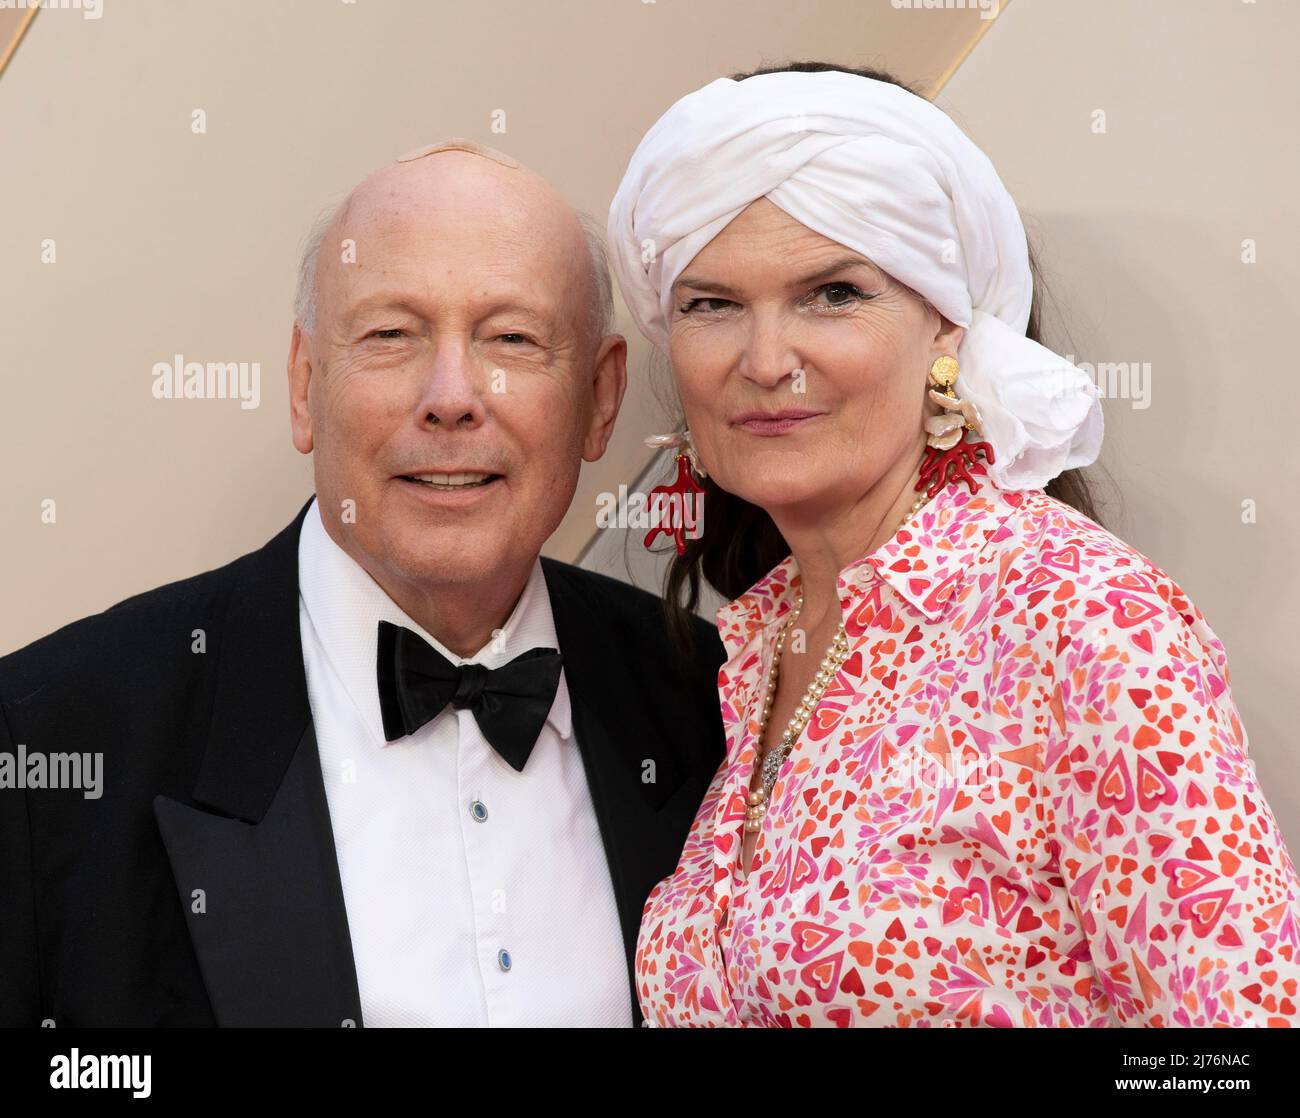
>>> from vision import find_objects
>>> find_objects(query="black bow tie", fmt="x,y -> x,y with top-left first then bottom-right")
376,620 -> 564,772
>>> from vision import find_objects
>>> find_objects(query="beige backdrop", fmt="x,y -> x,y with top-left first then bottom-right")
3,1 -> 1296,848
939,0 -> 1300,852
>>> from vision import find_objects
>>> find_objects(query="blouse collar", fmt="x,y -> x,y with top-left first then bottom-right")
715,467 -> 1031,659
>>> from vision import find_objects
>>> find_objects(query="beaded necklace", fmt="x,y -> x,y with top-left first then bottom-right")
743,486 -> 937,835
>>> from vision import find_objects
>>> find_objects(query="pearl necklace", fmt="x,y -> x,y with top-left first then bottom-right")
743,485 -> 937,835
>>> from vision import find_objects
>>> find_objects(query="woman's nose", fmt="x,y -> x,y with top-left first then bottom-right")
735,309 -> 800,391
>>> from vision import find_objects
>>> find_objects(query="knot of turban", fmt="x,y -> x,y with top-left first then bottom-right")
606,70 -> 1103,491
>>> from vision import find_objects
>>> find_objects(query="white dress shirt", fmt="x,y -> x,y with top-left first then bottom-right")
297,498 -> 631,1027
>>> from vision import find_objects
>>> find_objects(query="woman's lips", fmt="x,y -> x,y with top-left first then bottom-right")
734,412 -> 824,436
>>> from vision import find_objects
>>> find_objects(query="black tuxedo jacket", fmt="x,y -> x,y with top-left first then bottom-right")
0,501 -> 726,1026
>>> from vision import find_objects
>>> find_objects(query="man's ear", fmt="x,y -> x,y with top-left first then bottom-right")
582,334 -> 628,463
287,324 -> 314,455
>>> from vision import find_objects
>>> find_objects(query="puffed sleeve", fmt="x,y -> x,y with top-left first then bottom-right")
1044,567 -> 1300,1026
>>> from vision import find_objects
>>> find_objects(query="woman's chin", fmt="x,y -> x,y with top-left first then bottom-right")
720,472 -> 842,515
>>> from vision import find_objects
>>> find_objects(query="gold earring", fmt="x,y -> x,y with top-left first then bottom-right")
917,355 -> 995,497
924,355 -> 982,449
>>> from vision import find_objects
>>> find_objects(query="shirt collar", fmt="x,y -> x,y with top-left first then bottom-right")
297,497 -> 572,745
715,468 -> 1028,658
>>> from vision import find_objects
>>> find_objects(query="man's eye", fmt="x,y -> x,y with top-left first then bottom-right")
678,297 -> 736,315
496,333 -> 535,344
366,328 -> 407,340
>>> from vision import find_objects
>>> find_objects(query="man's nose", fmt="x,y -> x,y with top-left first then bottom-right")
736,307 -> 800,390
414,339 -> 487,429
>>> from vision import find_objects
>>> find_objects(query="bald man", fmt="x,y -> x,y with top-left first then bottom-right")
0,142 -> 726,1027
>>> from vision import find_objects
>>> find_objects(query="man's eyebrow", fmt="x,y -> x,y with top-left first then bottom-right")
672,255 -> 880,297
341,293 -> 425,321
478,300 -> 550,322
341,292 -> 553,325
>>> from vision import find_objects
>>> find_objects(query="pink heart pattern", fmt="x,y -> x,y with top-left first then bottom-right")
634,468 -> 1300,1028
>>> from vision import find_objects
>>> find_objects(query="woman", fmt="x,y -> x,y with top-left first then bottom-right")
606,63 -> 1300,1027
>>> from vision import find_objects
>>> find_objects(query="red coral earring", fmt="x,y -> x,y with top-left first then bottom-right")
642,431 -> 706,556
917,355 -> 995,498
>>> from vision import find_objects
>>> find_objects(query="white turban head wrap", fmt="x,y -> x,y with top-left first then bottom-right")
606,70 -> 1103,491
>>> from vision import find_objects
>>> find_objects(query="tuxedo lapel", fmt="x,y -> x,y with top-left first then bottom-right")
542,560 -> 708,1022
154,501 -> 362,1026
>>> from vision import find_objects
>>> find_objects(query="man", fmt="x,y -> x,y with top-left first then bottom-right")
0,141 -> 726,1027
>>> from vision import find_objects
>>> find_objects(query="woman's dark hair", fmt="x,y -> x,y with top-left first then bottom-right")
658,61 -> 1103,649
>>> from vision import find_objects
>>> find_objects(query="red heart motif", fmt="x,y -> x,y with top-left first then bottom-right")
800,952 -> 844,1003
1015,908 -> 1043,933
1178,889 -> 1232,938
1023,566 -> 1061,592
991,876 -> 1028,926
1043,545 -> 1081,572
1097,753 -> 1135,814
1215,924 -> 1243,949
1106,590 -> 1161,629
791,847 -> 819,892
1112,570 -> 1156,594
1162,859 -> 1218,898
790,920 -> 843,964
1156,751 -> 1184,776
951,888 -> 990,927
1147,833 -> 1174,857
1136,756 -> 1177,812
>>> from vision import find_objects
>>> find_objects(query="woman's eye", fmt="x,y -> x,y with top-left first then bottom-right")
496,333 -> 535,344
679,297 -> 736,315
809,282 -> 870,308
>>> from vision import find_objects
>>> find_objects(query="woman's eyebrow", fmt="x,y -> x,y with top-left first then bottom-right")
672,274 -> 738,297
673,255 -> 878,297
790,255 -> 877,287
